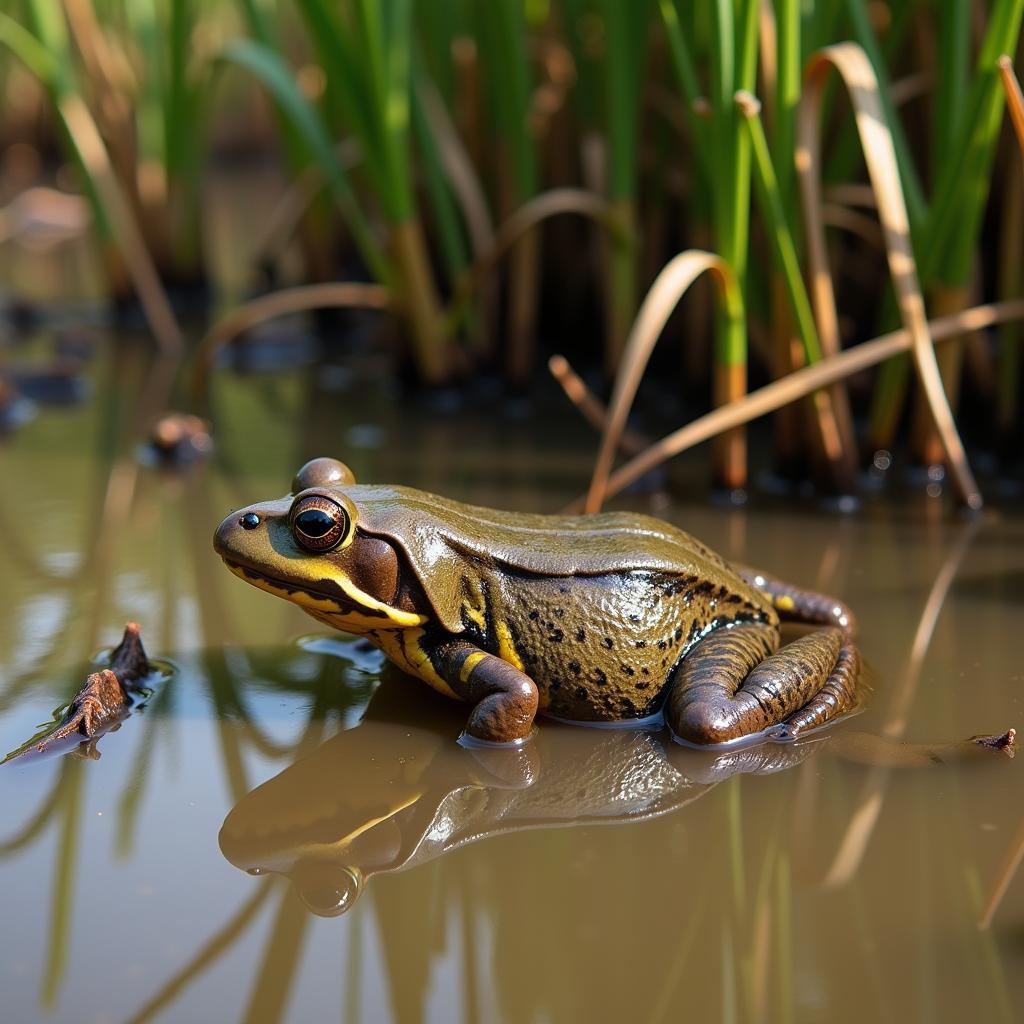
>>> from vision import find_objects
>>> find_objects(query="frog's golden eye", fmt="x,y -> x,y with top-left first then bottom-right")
291,495 -> 350,552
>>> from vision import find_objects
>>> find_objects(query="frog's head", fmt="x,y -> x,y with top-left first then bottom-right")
213,457 -> 427,633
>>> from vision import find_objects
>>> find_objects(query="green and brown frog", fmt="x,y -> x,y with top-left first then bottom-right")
213,457 -> 861,746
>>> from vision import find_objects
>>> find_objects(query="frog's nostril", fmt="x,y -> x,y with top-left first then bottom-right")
240,513 -> 261,530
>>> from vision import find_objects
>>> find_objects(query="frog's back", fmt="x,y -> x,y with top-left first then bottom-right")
352,486 -> 774,721
353,484 -> 751,590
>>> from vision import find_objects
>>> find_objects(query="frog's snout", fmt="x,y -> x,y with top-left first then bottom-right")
213,510 -> 244,558
213,506 -> 267,561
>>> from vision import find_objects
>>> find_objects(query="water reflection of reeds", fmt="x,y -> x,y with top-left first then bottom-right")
0,351 -> 1020,1022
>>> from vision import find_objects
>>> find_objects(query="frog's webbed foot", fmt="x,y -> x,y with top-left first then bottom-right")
430,641 -> 539,745
666,623 -> 860,746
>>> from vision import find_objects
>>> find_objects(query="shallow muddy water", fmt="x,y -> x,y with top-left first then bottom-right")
1,342 -> 1023,1024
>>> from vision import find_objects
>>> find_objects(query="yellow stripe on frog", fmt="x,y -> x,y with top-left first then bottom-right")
494,618 -> 524,671
459,651 -> 488,684
373,628 -> 460,700
224,561 -> 427,630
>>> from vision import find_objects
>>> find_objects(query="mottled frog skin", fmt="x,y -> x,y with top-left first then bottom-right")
214,458 -> 860,745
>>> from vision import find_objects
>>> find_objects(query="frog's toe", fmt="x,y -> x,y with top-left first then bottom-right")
673,705 -> 751,746
463,681 -> 538,744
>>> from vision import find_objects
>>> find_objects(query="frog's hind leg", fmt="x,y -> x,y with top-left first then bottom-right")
736,565 -> 857,636
666,623 -> 860,746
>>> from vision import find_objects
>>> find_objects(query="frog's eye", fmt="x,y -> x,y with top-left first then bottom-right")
290,495 -> 350,552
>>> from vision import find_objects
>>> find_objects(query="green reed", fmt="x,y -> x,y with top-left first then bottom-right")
0,5 -> 113,238
598,0 -> 650,372
3,0 -> 1024,486
230,0 -> 458,383
866,0 -> 1024,457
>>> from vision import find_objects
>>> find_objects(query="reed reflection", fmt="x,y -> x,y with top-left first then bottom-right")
2,350 -> 1021,1023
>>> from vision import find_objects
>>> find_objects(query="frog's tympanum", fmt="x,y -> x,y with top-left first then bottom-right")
214,457 -> 860,746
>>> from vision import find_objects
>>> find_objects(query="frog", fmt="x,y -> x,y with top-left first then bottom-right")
213,457 -> 861,747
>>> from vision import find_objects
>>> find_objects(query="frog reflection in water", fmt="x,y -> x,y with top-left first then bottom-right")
219,674 -> 818,916
221,664 -> 1013,916
214,457 -> 859,747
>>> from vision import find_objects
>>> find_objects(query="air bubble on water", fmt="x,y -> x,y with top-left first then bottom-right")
872,450 -> 892,472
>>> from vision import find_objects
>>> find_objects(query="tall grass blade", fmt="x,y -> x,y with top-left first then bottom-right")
556,300 -> 1024,510
0,10 -> 182,353
217,37 -> 392,287
798,43 -> 982,508
585,250 -> 741,513
737,90 -> 856,489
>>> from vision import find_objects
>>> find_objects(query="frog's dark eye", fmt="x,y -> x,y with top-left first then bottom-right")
290,495 -> 349,552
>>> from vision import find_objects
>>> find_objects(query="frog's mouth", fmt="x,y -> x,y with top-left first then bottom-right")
220,556 -> 426,630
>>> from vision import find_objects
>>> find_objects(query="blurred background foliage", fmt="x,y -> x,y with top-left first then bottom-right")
1,0 -> 1023,500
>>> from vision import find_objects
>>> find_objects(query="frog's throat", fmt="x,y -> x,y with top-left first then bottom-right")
221,558 -> 427,631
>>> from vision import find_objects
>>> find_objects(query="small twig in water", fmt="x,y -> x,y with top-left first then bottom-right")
4,623 -> 155,761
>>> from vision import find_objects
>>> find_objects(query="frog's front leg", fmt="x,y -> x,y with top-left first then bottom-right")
666,623 -> 859,746
428,640 -> 539,744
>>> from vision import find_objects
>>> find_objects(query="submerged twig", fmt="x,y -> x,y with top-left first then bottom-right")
546,356 -> 650,456
4,623 -> 155,761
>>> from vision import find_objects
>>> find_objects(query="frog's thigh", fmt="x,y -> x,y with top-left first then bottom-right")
430,640 -> 539,744
667,625 -> 858,745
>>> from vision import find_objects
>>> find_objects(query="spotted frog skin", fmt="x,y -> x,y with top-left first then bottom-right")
214,458 -> 861,745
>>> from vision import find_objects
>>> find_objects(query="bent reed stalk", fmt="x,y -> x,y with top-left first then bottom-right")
557,299 -> 1024,512
798,44 -> 980,509
3,2 -> 1023,497
191,283 -> 391,398
585,250 -> 741,514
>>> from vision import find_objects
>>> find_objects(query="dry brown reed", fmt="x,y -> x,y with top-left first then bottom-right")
192,282 -> 391,397
555,300 -> 1024,512
798,44 -> 980,509
583,250 -> 738,513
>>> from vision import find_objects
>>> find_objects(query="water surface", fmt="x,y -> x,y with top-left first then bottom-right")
1,345 -> 1022,1024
